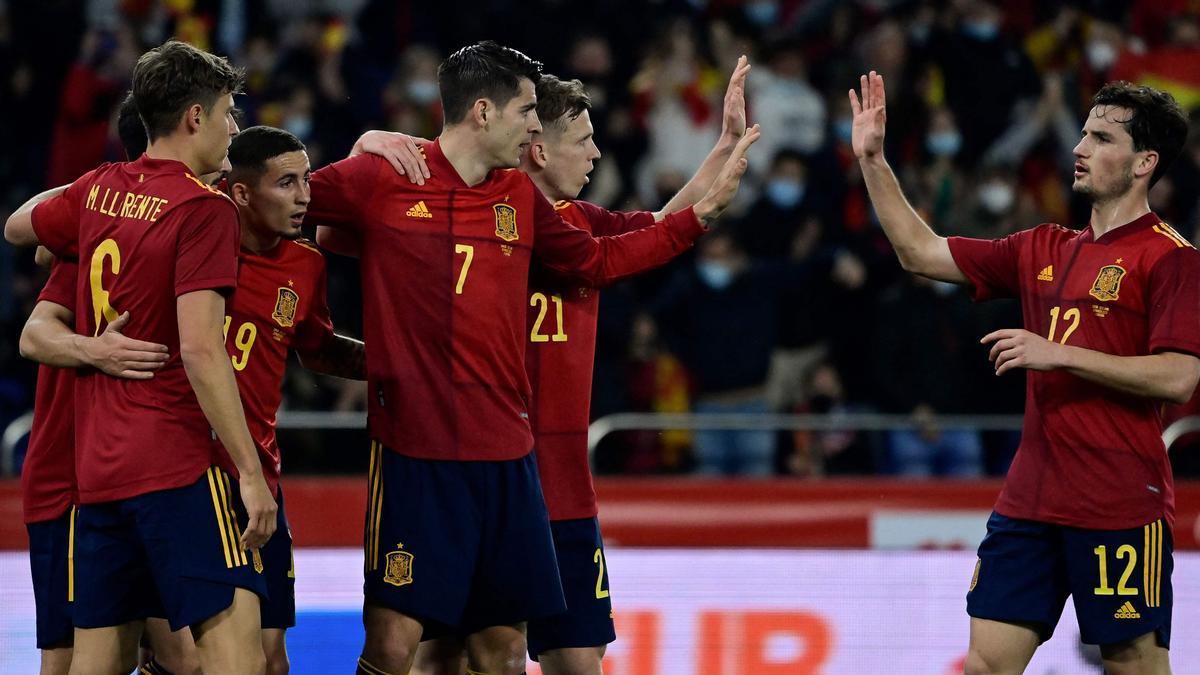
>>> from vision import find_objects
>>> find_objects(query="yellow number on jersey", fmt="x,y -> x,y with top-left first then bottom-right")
594,548 -> 610,599
454,243 -> 474,294
223,316 -> 257,371
89,239 -> 122,335
1047,306 -> 1080,344
530,293 -> 568,343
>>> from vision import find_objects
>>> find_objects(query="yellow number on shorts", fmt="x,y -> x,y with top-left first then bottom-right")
1094,544 -> 1139,596
1048,306 -> 1080,344
594,548 -> 610,599
530,293 -> 568,343
454,243 -> 474,294
89,238 -> 122,335
223,316 -> 257,371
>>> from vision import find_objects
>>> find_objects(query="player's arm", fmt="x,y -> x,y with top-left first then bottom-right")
298,334 -> 366,380
983,331 -> 1200,403
535,126 -> 760,287
178,290 -> 276,547
350,130 -> 431,185
309,155 -> 385,258
4,185 -> 68,246
850,71 -> 965,283
21,306 -> 169,378
653,56 -> 750,220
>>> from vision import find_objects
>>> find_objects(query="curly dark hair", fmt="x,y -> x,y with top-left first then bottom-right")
1092,81 -> 1188,186
132,40 -> 244,142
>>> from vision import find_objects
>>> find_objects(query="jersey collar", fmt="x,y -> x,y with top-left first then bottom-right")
425,138 -> 472,189
1085,211 -> 1160,245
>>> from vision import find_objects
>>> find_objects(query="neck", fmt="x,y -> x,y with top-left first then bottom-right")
438,125 -> 494,187
241,225 -> 281,254
527,170 -> 566,203
145,135 -> 208,177
1088,187 -> 1151,238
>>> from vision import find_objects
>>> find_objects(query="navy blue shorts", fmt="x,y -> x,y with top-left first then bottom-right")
527,517 -> 616,659
73,467 -> 268,631
363,442 -> 565,633
967,512 -> 1172,647
261,488 -> 295,630
27,508 -> 75,649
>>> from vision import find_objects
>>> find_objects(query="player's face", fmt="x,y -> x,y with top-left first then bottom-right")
1072,105 -> 1139,202
540,110 -> 601,200
199,93 -> 237,176
489,78 -> 542,168
241,151 -> 312,241
200,113 -> 240,186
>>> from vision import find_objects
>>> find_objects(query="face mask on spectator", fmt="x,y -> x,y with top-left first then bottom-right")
926,131 -> 962,157
834,117 -> 853,144
978,181 -> 1015,214
744,0 -> 778,27
1086,40 -> 1118,71
766,178 -> 805,209
931,280 -> 958,297
284,115 -> 313,140
697,260 -> 735,290
407,79 -> 439,104
962,19 -> 1000,42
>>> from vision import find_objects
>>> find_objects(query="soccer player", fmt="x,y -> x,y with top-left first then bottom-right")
308,41 -> 758,675
400,59 -> 752,675
5,40 -> 275,674
850,72 -> 1197,674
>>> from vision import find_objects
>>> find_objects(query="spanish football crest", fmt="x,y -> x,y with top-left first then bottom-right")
383,544 -> 414,587
1089,264 -> 1126,302
494,203 -> 518,242
272,287 -> 299,327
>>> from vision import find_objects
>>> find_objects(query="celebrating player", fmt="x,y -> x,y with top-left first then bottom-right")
851,72 -> 1197,673
5,40 -> 275,674
308,40 -> 757,675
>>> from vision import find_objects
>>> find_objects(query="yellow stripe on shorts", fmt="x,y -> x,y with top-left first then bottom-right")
207,468 -> 235,568
222,473 -> 249,566
67,506 -> 76,602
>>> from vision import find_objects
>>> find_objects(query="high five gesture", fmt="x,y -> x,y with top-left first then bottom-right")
849,70 -> 887,161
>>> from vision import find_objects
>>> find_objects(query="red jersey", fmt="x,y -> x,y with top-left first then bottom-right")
948,213 -> 1200,530
22,260 -> 78,523
225,239 -> 334,496
31,155 -> 241,503
527,201 -> 655,521
308,139 -> 704,462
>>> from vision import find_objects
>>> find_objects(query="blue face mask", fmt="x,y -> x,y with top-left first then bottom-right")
697,261 -> 735,290
744,0 -> 778,27
926,131 -> 962,157
766,179 -> 805,209
834,117 -> 854,144
962,19 -> 1000,42
406,80 -> 439,105
284,115 -> 313,140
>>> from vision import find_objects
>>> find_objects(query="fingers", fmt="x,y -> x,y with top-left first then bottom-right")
730,123 -> 761,158
114,335 -> 170,354
107,311 -> 131,333
994,348 -> 1023,376
849,88 -> 862,116
861,74 -> 869,108
980,329 -> 1019,345
874,71 -> 886,109
116,369 -> 156,380
987,338 -> 1017,363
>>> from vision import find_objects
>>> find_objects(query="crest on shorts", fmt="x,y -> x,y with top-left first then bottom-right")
272,287 -> 299,328
969,559 -> 981,593
494,203 -> 518,242
383,544 -> 414,587
1089,264 -> 1126,302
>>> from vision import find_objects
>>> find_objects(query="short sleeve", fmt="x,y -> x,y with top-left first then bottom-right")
947,230 -> 1030,301
1146,246 -> 1200,358
294,260 -> 335,354
37,259 -> 79,310
174,197 -> 240,297
30,169 -> 102,258
308,154 -> 387,231
571,200 -> 656,236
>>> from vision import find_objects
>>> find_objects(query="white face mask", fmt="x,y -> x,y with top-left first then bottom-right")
978,182 -> 1015,215
1086,40 -> 1118,71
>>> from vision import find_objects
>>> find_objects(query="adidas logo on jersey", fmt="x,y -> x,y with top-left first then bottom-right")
1114,601 -> 1141,619
406,201 -> 433,219
1037,265 -> 1054,282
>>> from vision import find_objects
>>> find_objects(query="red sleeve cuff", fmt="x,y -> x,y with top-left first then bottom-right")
175,277 -> 238,298
664,205 -> 706,241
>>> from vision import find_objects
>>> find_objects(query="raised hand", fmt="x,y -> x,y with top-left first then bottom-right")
694,124 -> 762,225
721,55 -> 751,140
848,70 -> 887,160
351,130 -> 432,185
84,311 -> 170,379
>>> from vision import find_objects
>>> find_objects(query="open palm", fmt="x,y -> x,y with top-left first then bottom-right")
849,70 -> 887,160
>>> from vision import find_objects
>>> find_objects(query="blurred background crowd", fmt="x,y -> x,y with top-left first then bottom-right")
2,0 -> 1200,480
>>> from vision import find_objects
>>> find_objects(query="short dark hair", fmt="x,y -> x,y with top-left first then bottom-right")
132,40 -> 245,142
227,126 -> 306,184
117,92 -> 147,160
535,75 -> 591,135
1092,81 -> 1188,186
437,40 -> 543,125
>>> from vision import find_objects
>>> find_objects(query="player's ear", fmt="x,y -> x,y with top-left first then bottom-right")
184,103 -> 204,134
530,140 -> 548,169
1134,150 -> 1158,182
471,98 -> 490,129
230,181 -> 251,207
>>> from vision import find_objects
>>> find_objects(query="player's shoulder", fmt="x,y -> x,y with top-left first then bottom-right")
1138,219 -> 1196,256
282,237 -> 328,268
